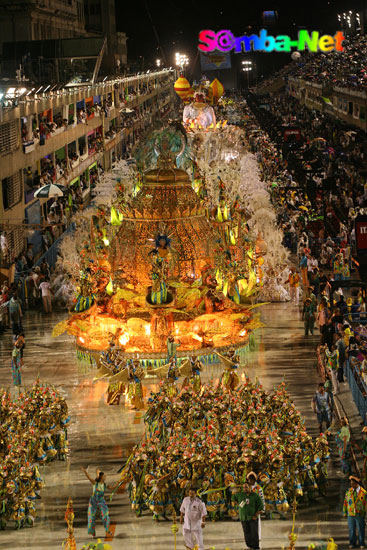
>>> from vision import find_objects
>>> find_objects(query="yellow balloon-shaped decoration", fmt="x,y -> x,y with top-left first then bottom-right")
174,76 -> 191,100
209,78 -> 224,103
106,278 -> 114,296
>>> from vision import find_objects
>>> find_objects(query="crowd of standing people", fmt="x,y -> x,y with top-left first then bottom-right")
242,56 -> 367,544
255,34 -> 367,91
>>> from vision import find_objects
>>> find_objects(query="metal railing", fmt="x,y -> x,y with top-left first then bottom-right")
34,223 -> 75,270
317,347 -> 361,476
11,223 -> 75,309
345,358 -> 367,424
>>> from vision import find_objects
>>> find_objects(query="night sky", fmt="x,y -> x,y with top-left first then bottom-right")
115,0 -> 363,78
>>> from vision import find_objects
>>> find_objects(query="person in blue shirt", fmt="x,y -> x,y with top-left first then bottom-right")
312,383 -> 333,433
351,298 -> 361,322
300,252 -> 308,287
337,295 -> 348,317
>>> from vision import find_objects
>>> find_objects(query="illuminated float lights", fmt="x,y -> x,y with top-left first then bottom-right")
184,120 -> 228,132
75,338 -> 255,370
67,305 -> 264,359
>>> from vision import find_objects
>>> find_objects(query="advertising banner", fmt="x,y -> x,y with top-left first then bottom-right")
200,51 -> 231,71
355,216 -> 367,254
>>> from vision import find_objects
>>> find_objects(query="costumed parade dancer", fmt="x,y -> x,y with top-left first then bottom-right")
99,342 -> 126,405
82,467 -> 115,538
0,380 -> 70,529
112,376 -> 330,522
96,344 -> 145,410
127,359 -> 145,410
216,348 -> 240,391
180,356 -> 203,392
166,334 -> 180,362
165,358 -> 180,397
146,354 -> 203,397
148,234 -> 172,306
11,339 -> 22,391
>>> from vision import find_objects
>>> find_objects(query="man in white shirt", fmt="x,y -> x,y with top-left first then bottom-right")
180,488 -> 207,550
308,255 -> 318,275
39,277 -> 52,313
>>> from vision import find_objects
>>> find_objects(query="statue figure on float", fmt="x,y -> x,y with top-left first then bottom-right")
183,90 -> 216,130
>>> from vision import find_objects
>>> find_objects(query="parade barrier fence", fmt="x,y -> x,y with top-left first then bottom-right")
345,358 -> 367,425
318,346 -> 367,424
317,347 -> 361,476
34,222 -> 75,271
12,223 -> 75,309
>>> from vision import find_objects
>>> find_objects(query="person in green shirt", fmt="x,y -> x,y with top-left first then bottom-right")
302,297 -> 315,336
231,481 -> 264,550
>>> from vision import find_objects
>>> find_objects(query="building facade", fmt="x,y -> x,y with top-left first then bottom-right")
0,69 -> 177,281
286,77 -> 367,132
0,0 -> 127,75
84,0 -> 126,72
0,0 -> 86,42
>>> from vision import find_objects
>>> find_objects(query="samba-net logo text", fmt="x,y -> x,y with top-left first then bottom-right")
198,29 -> 345,53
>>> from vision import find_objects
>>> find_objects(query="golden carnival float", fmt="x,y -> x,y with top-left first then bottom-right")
53,124 -> 265,367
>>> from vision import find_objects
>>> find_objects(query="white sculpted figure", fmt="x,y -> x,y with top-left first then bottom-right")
183,91 -> 216,130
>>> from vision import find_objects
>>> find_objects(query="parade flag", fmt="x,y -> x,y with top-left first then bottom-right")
322,96 -> 332,105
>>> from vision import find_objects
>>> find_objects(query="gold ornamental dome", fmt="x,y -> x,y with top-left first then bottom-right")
122,166 -> 206,221
144,167 -> 190,185
112,164 -> 220,285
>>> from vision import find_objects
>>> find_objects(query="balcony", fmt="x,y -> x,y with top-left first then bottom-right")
60,149 -> 103,185
0,76 -> 176,182
334,87 -> 367,100
39,0 -> 77,16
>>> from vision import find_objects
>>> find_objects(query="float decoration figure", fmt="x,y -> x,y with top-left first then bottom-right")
183,89 -> 216,130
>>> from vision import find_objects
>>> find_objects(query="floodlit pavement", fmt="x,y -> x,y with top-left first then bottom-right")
0,302 -> 359,549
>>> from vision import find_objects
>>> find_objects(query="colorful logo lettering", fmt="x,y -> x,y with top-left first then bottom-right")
198,29 -> 345,53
